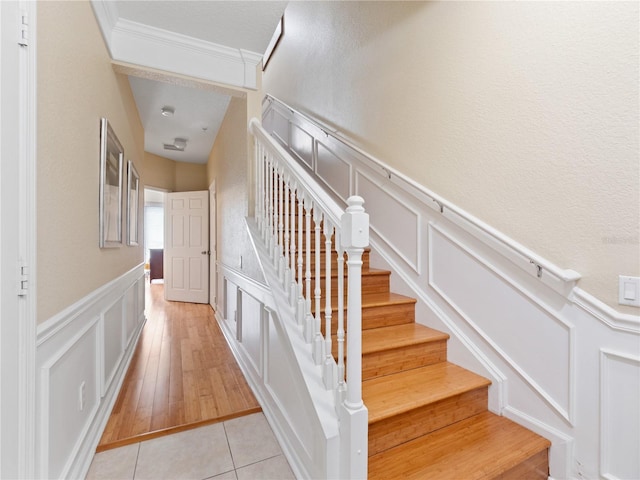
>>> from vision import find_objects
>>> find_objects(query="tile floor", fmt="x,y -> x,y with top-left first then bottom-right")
86,413 -> 295,480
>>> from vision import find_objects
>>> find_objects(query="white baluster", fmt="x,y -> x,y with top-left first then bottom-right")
267,155 -> 274,253
297,194 -> 305,325
335,232 -> 346,406
303,199 -> 314,343
312,210 -> 324,364
277,168 -> 284,273
290,183 -> 297,304
283,175 -> 290,289
323,222 -> 336,389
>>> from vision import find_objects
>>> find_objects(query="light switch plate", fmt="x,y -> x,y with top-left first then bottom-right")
619,276 -> 640,307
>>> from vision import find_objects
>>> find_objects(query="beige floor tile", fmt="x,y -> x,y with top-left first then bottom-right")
134,423 -> 234,480
85,443 -> 139,480
206,470 -> 237,480
235,455 -> 295,480
224,413 -> 282,468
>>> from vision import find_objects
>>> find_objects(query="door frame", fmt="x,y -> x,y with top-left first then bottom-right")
0,1 -> 37,477
209,180 -> 217,311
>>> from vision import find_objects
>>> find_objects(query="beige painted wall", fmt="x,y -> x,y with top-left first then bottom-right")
207,97 -> 264,283
37,1 -> 145,323
143,152 -> 175,191
175,161 -> 208,192
264,1 -> 640,312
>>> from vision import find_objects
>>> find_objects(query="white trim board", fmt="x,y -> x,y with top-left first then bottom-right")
90,1 -> 262,90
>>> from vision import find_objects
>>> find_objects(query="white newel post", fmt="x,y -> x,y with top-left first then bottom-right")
339,196 -> 369,480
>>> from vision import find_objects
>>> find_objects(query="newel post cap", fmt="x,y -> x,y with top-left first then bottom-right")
341,196 -> 369,249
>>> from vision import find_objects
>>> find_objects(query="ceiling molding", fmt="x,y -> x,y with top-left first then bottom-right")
90,0 -> 261,90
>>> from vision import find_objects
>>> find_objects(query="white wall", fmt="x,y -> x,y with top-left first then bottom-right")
263,1 -> 639,315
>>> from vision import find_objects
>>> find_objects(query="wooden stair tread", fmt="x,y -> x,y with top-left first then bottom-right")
362,323 -> 449,354
364,362 -> 491,423
368,411 -> 551,480
361,292 -> 417,308
311,267 -> 390,280
312,292 -> 416,313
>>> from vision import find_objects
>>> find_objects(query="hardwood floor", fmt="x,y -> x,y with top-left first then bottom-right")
97,282 -> 261,452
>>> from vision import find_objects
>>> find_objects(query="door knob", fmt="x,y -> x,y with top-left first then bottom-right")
201,251 -> 207,255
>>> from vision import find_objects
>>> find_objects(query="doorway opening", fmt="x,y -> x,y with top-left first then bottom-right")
144,188 -> 166,283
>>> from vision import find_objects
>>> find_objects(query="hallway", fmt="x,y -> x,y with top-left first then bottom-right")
97,282 -> 261,451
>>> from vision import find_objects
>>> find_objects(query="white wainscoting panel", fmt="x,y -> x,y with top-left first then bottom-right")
102,299 -> 124,395
36,264 -> 146,480
428,223 -> 574,423
40,319 -> 99,479
356,171 -> 420,273
239,289 -> 263,374
290,124 -> 314,171
264,106 -> 290,147
600,350 -> 640,480
316,141 -> 352,202
218,253 -> 339,480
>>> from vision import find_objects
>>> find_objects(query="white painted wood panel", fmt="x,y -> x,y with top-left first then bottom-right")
316,141 -> 351,202
218,262 -> 339,480
600,350 -> 640,480
36,264 -> 145,479
290,124 -> 314,170
356,171 -> 420,273
102,300 -> 124,395
429,223 -> 573,422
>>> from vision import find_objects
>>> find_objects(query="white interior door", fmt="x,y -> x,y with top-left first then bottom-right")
165,191 -> 209,303
209,181 -> 217,309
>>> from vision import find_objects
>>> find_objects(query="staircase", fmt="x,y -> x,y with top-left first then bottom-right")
324,243 -> 552,479
250,117 -> 551,479
304,222 -> 551,477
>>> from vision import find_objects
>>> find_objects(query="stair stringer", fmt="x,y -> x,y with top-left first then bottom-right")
215,218 -> 341,480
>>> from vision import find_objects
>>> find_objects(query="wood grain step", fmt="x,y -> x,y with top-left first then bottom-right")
368,411 -> 551,480
313,292 -> 417,332
364,362 -> 491,455
310,268 -> 390,298
361,324 -> 449,380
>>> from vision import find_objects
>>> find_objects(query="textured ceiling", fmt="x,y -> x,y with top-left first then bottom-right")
129,77 -> 231,164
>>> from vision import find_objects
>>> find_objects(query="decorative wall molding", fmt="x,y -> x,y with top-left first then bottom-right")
90,0 -> 261,90
573,288 -> 640,334
36,264 -> 145,479
428,222 -> 575,424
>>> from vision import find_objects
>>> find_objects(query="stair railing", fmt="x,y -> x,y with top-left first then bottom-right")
250,117 -> 369,479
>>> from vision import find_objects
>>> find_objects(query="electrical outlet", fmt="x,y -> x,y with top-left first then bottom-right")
78,381 -> 86,411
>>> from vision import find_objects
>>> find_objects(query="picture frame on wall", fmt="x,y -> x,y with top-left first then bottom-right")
126,160 -> 140,246
99,118 -> 124,248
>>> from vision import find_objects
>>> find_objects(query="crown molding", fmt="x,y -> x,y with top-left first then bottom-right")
90,0 -> 261,90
